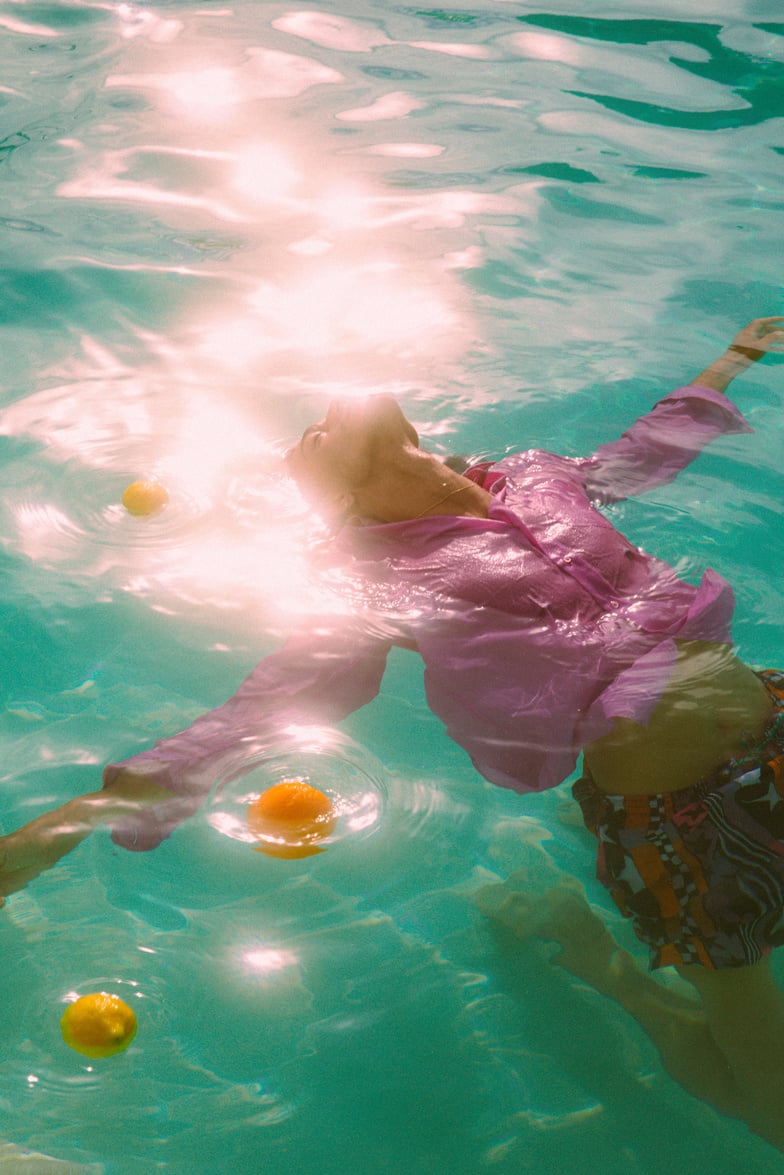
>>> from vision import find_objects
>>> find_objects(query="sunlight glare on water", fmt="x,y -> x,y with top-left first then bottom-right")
0,0 -> 783,1172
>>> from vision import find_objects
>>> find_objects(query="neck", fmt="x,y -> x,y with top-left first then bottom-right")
409,481 -> 476,519
355,451 -> 490,523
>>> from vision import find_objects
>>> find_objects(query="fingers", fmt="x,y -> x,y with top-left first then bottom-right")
749,317 -> 784,340
734,317 -> 784,353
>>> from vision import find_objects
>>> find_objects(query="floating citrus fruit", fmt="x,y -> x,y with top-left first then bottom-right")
246,779 -> 337,859
60,992 -> 137,1059
122,480 -> 169,516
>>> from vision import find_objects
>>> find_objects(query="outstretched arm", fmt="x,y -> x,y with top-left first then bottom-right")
582,316 -> 782,504
0,771 -> 173,907
691,316 -> 784,393
0,617 -> 393,900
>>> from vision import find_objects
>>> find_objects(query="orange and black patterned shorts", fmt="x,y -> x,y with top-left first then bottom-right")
573,669 -> 784,971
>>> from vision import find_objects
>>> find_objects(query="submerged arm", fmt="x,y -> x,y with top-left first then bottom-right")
0,617 -> 392,899
0,771 -> 172,906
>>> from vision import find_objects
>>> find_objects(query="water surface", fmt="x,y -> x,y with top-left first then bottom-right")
1,2 -> 782,1171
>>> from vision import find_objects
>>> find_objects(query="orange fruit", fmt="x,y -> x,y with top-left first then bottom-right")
246,779 -> 337,859
122,480 -> 169,516
61,992 -> 137,1059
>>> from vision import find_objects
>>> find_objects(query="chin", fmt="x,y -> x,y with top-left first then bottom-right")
370,394 -> 419,447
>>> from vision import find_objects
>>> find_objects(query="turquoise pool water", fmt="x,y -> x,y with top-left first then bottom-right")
1,1 -> 783,1171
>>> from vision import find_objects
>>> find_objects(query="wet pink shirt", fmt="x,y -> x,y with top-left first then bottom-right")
105,385 -> 752,850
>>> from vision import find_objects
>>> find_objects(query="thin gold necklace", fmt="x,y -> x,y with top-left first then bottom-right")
410,482 -> 472,520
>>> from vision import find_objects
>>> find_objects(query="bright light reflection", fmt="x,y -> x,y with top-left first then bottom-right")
142,529 -> 316,622
164,68 -> 241,119
193,317 -> 273,372
511,31 -> 581,64
115,3 -> 183,43
271,11 -> 390,52
288,236 -> 333,256
16,46 -> 496,623
12,503 -> 83,565
241,947 -> 299,975
232,142 -> 301,204
106,50 -> 343,110
281,724 -> 343,753
0,13 -> 56,36
318,181 -> 372,232
337,92 -> 424,123
368,143 -> 444,158
198,261 -> 458,366
158,393 -> 263,500
411,41 -> 493,59
345,797 -> 381,832
57,152 -> 246,224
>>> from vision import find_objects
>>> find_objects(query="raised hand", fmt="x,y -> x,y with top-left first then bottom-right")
730,316 -> 784,358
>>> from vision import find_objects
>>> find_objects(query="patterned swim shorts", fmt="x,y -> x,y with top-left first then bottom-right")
573,669 -> 784,971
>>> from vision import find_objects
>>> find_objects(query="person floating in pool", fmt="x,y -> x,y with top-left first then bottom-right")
1,316 -> 783,1147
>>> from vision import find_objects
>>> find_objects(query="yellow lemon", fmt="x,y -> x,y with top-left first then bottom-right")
122,480 -> 169,516
247,780 -> 337,859
61,992 -> 137,1059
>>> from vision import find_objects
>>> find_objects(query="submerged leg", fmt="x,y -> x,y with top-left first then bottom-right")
474,872 -> 740,1117
678,956 -> 784,1151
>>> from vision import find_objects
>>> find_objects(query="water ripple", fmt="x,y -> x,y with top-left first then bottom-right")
1,2 -> 783,1172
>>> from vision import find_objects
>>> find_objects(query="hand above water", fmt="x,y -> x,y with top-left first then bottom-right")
730,316 -> 784,357
692,315 -> 784,394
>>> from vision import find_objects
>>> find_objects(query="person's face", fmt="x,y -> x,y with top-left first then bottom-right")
287,395 -> 418,515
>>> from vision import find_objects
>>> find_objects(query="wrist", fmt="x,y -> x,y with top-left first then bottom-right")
48,795 -> 104,836
691,349 -> 750,395
717,349 -> 754,377
728,343 -> 764,362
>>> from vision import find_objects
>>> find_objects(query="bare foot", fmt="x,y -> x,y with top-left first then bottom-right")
474,870 -> 605,968
475,870 -> 690,1009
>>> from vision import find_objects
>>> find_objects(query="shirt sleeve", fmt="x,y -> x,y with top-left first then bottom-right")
102,617 -> 392,851
579,384 -> 753,504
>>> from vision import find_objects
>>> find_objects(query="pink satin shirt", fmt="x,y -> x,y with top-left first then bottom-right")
104,385 -> 752,850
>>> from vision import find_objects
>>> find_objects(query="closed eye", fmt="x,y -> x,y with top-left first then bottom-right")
299,425 -> 323,456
